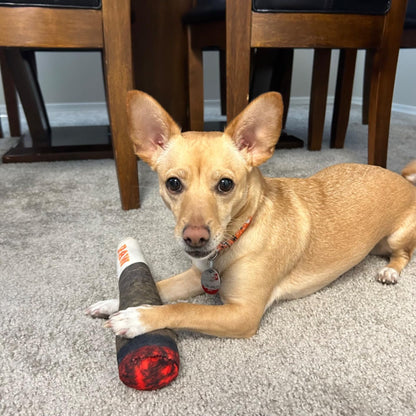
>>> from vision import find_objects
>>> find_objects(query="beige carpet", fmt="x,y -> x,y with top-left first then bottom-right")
1,105 -> 415,415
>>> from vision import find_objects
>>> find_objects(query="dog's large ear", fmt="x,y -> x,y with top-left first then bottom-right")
224,92 -> 283,166
126,90 -> 181,168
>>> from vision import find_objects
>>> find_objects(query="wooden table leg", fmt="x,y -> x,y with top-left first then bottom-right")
102,0 -> 139,210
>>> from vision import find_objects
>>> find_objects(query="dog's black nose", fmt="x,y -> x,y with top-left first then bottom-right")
183,225 -> 210,248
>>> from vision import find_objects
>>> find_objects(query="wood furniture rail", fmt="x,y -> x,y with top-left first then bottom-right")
226,0 -> 408,166
332,0 -> 416,146
0,0 -> 139,210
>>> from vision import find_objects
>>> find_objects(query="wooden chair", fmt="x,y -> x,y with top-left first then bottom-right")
184,0 -> 226,131
226,0 -> 408,167
0,0 -> 139,210
0,49 -> 20,138
330,0 -> 416,152
184,0 -> 300,147
361,0 -> 416,124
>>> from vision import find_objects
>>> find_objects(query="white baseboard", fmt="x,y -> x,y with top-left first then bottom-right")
0,101 -> 108,118
46,102 -> 108,113
389,102 -> 416,116
1,97 -> 415,123
204,99 -> 226,121
281,96 -> 416,116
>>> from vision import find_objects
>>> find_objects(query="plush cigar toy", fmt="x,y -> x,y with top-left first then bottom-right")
115,237 -> 180,390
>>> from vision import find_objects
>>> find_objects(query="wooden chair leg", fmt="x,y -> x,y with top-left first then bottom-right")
308,48 -> 331,151
0,48 -> 21,137
4,49 -> 50,145
219,49 -> 226,116
0,53 -> 3,137
331,48 -> 357,148
102,0 -> 139,210
251,48 -> 293,129
367,0 -> 405,167
250,48 -> 279,99
226,0 -> 251,122
270,48 -> 294,129
362,50 -> 373,125
367,50 -> 397,167
187,25 -> 204,131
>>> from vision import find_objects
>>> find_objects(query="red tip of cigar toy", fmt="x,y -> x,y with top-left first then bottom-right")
118,336 -> 179,390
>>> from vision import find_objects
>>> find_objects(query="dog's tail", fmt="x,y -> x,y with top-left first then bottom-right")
402,160 -> 416,185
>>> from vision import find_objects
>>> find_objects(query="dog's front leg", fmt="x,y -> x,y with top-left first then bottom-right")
105,302 -> 264,338
86,266 -> 202,319
156,265 -> 204,302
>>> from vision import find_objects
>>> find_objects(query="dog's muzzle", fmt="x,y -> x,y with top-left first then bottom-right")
182,224 -> 215,258
183,225 -> 210,248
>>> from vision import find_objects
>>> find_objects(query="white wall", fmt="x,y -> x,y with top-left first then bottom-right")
35,51 -> 106,104
0,51 -> 106,107
289,49 -> 416,110
0,48 -> 415,112
391,49 -> 416,108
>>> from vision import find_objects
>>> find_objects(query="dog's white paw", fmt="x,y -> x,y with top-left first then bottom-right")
377,267 -> 399,285
85,299 -> 119,318
104,306 -> 152,338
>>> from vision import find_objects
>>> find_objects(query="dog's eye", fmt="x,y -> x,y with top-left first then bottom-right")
166,177 -> 183,193
217,178 -> 234,193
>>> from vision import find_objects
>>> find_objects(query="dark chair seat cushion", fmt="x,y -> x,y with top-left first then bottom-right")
253,0 -> 391,15
183,0 -> 393,26
0,0 -> 101,8
405,0 -> 416,29
182,0 -> 225,24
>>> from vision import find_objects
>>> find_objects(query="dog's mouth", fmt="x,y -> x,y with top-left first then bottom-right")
184,248 -> 215,259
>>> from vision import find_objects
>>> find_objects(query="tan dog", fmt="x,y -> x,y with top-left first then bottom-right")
87,91 -> 416,339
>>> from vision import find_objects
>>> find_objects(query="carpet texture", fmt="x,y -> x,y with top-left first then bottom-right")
1,105 -> 415,415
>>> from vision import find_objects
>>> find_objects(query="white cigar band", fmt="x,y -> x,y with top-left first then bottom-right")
116,237 -> 147,279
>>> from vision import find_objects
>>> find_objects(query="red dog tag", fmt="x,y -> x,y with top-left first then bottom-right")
201,268 -> 221,294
